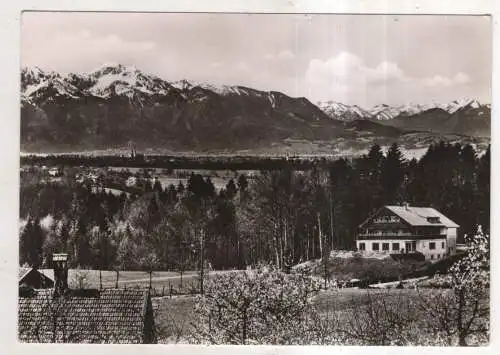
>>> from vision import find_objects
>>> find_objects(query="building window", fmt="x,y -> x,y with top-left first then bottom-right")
372,243 -> 379,251
442,242 -> 445,249
430,254 -> 434,260
437,254 -> 440,259
382,243 -> 389,251
429,242 -> 436,250
392,242 -> 400,251
359,243 -> 365,251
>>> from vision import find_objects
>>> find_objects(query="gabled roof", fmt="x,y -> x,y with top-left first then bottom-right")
18,288 -> 154,343
384,206 -> 459,228
19,267 -> 31,280
19,268 -> 54,284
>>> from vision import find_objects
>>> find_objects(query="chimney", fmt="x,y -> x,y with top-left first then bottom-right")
53,253 -> 68,296
403,202 -> 410,210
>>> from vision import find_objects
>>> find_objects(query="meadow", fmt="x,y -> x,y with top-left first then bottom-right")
38,269 -> 226,295
150,287 -> 461,344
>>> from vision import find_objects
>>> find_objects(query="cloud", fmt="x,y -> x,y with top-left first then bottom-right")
370,61 -> 406,83
277,50 -> 295,59
22,30 -> 157,72
52,30 -> 157,54
236,61 -> 250,72
305,51 -> 406,86
454,72 -> 471,84
304,51 -> 472,105
422,72 -> 471,87
263,49 -> 295,61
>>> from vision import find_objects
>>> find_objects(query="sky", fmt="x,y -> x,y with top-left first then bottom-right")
21,12 -> 492,108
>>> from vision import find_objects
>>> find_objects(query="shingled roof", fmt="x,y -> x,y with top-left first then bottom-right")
18,288 -> 156,343
385,206 -> 459,228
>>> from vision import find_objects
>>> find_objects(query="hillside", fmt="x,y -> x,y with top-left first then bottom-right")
375,101 -> 491,138
21,65 -> 348,152
21,64 -> 490,155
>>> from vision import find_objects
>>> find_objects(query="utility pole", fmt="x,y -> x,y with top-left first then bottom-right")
328,188 -> 335,250
200,228 -> 205,295
323,233 -> 330,290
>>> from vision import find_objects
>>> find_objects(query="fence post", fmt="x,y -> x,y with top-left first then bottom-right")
162,285 -> 165,297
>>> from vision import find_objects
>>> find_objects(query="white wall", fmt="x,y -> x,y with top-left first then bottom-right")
357,237 -> 448,261
357,239 -> 411,253
416,238 -> 448,261
446,228 -> 457,255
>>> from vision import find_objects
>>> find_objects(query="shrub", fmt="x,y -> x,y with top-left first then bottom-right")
189,266 -> 324,344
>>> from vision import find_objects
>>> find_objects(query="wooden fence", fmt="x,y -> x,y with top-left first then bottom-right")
101,279 -> 202,297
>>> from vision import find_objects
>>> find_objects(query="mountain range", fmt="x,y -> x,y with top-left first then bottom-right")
20,64 -> 490,156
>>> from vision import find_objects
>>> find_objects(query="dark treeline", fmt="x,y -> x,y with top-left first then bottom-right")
21,153 -> 332,171
19,141 -> 490,271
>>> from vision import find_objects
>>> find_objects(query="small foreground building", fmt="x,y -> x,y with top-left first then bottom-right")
19,267 -> 54,289
18,254 -> 156,343
356,204 -> 459,261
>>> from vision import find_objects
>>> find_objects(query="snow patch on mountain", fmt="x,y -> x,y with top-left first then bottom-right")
318,98 -> 490,121
318,101 -> 371,120
24,77 -> 80,100
88,64 -> 171,98
20,64 -> 490,121
438,98 -> 482,114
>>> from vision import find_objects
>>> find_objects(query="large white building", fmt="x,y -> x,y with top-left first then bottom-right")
356,204 -> 459,261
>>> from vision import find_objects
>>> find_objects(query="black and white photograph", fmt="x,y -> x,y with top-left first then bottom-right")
17,11 -> 491,346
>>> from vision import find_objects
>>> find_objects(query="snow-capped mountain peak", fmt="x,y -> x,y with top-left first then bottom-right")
20,64 -> 490,121
317,98 -> 489,121
317,101 -> 372,121
171,79 -> 194,91
85,64 -> 172,99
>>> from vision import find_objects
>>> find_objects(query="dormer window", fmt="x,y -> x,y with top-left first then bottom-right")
427,217 -> 440,224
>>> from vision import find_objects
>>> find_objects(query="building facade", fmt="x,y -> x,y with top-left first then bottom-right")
18,254 -> 156,344
356,204 -> 459,261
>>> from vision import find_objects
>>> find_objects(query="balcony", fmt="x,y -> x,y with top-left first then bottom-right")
357,234 -> 447,241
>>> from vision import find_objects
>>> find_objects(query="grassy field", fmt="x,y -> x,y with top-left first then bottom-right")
39,268 -> 237,296
150,287 -> 446,343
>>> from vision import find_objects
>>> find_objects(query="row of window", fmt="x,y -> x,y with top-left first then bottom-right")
359,242 -> 400,251
428,242 -> 446,250
430,254 -> 444,260
359,241 -> 446,252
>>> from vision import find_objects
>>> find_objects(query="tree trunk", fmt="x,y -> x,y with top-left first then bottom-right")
317,213 -> 323,258
457,289 -> 467,346
200,228 -> 204,295
242,306 -> 248,345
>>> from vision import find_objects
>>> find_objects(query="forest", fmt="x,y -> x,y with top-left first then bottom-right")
19,141 -> 490,271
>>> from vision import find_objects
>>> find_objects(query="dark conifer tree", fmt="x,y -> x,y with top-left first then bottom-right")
153,177 -> 163,194
30,218 -> 44,267
225,179 -> 237,199
381,142 -> 406,204
237,174 -> 248,193
19,218 -> 33,266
